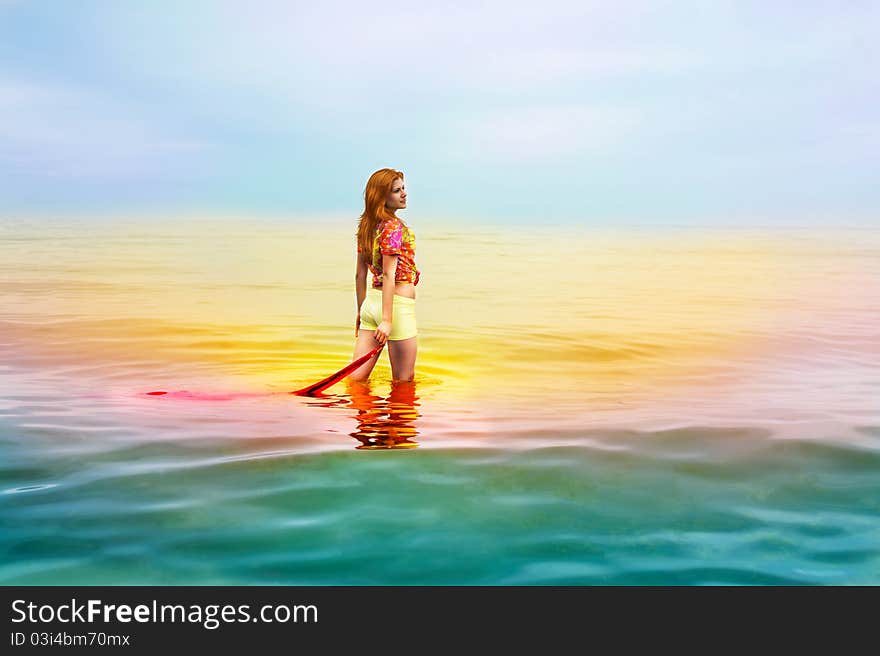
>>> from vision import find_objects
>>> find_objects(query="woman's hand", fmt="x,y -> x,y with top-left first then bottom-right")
355,313 -> 361,337
374,321 -> 392,345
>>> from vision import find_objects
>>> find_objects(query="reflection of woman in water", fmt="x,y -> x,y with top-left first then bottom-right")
346,379 -> 420,449
351,168 -> 419,383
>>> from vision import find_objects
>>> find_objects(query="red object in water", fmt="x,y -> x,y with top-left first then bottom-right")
290,344 -> 384,396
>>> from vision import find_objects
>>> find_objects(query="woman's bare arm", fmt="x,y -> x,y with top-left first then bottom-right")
375,254 -> 398,343
355,253 -> 368,310
355,253 -> 368,335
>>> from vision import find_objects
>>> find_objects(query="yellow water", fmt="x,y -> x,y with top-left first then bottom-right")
3,217 -> 877,435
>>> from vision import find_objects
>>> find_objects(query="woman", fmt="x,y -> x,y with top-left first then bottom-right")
350,168 -> 419,382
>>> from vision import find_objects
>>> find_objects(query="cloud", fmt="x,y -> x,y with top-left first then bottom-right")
480,46 -> 699,85
95,2 -> 691,103
448,104 -> 642,160
0,78 -> 211,179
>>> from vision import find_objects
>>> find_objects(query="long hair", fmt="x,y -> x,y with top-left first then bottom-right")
357,168 -> 405,257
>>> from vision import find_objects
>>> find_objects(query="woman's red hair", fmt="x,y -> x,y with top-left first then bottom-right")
357,168 -> 405,257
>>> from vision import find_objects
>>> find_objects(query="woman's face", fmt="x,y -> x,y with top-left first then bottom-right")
385,178 -> 407,211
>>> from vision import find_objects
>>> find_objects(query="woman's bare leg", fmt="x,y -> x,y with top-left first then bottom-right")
388,336 -> 417,382
349,329 -> 382,382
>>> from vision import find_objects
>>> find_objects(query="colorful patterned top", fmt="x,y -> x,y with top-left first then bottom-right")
358,217 -> 420,289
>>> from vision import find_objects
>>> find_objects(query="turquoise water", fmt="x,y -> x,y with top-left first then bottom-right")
2,219 -> 879,585
3,409 -> 879,585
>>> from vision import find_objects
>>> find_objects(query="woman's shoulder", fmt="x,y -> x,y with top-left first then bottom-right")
378,216 -> 406,233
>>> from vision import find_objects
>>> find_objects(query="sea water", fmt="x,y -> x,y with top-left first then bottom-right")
1,216 -> 878,584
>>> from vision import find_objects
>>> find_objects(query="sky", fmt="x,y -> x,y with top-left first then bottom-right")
0,1 -> 877,226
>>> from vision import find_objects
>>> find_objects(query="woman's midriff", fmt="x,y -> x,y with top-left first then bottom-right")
376,282 -> 416,299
